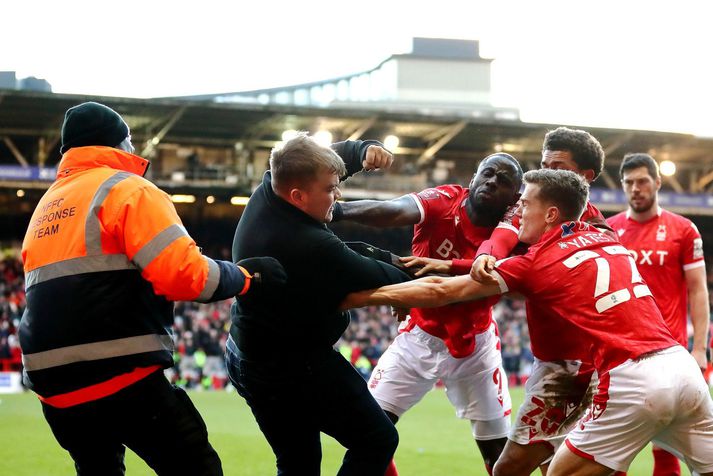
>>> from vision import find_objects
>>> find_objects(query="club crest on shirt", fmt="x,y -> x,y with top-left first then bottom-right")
561,221 -> 576,237
418,189 -> 449,200
656,224 -> 666,241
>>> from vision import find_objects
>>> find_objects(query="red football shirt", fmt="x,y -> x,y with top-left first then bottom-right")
607,208 -> 705,346
493,222 -> 678,373
473,201 -> 608,362
406,185 -> 500,358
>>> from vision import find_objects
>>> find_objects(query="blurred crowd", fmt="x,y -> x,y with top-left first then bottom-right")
0,253 -> 23,371
2,250 -> 713,389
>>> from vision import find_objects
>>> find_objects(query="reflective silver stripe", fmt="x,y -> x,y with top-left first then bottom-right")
196,257 -> 221,302
132,224 -> 188,271
25,254 -> 136,289
22,334 -> 173,371
22,334 -> 174,371
85,172 -> 132,255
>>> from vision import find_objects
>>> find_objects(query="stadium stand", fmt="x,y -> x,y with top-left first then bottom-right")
3,236 -> 711,390
0,251 -> 24,372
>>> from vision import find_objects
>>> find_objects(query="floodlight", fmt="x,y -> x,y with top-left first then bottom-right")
171,194 -> 196,204
660,160 -> 676,177
384,135 -> 399,151
281,130 -> 299,141
230,196 -> 250,206
314,130 -> 333,147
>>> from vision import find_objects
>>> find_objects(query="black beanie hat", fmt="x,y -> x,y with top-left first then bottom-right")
60,102 -> 130,154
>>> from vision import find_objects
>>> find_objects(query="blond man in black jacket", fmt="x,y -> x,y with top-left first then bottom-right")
227,133 -> 410,476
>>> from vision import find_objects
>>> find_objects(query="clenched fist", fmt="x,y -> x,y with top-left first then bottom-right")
362,145 -> 394,171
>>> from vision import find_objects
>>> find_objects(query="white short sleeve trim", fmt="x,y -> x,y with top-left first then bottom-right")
495,222 -> 519,234
683,260 -> 705,271
409,193 -> 425,225
490,269 -> 510,294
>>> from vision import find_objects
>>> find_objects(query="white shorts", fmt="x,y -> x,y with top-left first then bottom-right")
565,346 -> 713,473
368,324 -> 512,433
510,358 -> 596,452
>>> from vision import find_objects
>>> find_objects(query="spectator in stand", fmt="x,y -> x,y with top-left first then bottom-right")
169,300 -> 234,389
0,253 -> 25,372
0,334 -> 10,359
354,351 -> 374,380
493,298 -> 532,386
336,305 -> 401,368
500,323 -> 522,388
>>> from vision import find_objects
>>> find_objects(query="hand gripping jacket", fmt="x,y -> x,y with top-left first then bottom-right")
19,146 -> 245,407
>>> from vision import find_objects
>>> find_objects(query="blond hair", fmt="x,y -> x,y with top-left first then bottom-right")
270,132 -> 346,193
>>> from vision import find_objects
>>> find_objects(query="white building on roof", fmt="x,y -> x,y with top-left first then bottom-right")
181,37 -> 519,121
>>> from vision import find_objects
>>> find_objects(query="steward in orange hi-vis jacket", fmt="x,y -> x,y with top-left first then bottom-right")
19,102 -> 285,476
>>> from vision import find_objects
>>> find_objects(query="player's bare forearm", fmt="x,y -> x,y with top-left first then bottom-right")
339,195 -> 420,227
340,276 -> 447,309
691,301 -> 710,354
685,266 -> 709,369
686,267 -> 710,349
340,274 -> 500,310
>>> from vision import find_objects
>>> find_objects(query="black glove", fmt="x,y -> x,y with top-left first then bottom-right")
236,257 -> 288,291
345,241 -> 413,277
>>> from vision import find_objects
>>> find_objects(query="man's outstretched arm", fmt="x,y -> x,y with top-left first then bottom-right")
333,195 -> 421,228
340,274 -> 502,310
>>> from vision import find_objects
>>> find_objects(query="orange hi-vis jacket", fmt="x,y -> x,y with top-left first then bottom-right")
19,146 -> 247,407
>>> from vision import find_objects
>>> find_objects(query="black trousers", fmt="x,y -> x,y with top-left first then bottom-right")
41,370 -> 222,476
225,337 -> 398,476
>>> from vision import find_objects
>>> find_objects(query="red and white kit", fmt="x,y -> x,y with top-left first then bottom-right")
369,185 -> 511,430
481,202 -> 606,449
492,222 -> 713,473
607,207 -> 705,346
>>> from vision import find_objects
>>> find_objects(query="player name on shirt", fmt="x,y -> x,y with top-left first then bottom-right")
556,229 -> 614,250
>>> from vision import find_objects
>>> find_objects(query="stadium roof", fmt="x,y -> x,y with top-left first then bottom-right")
2,89 -> 713,198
